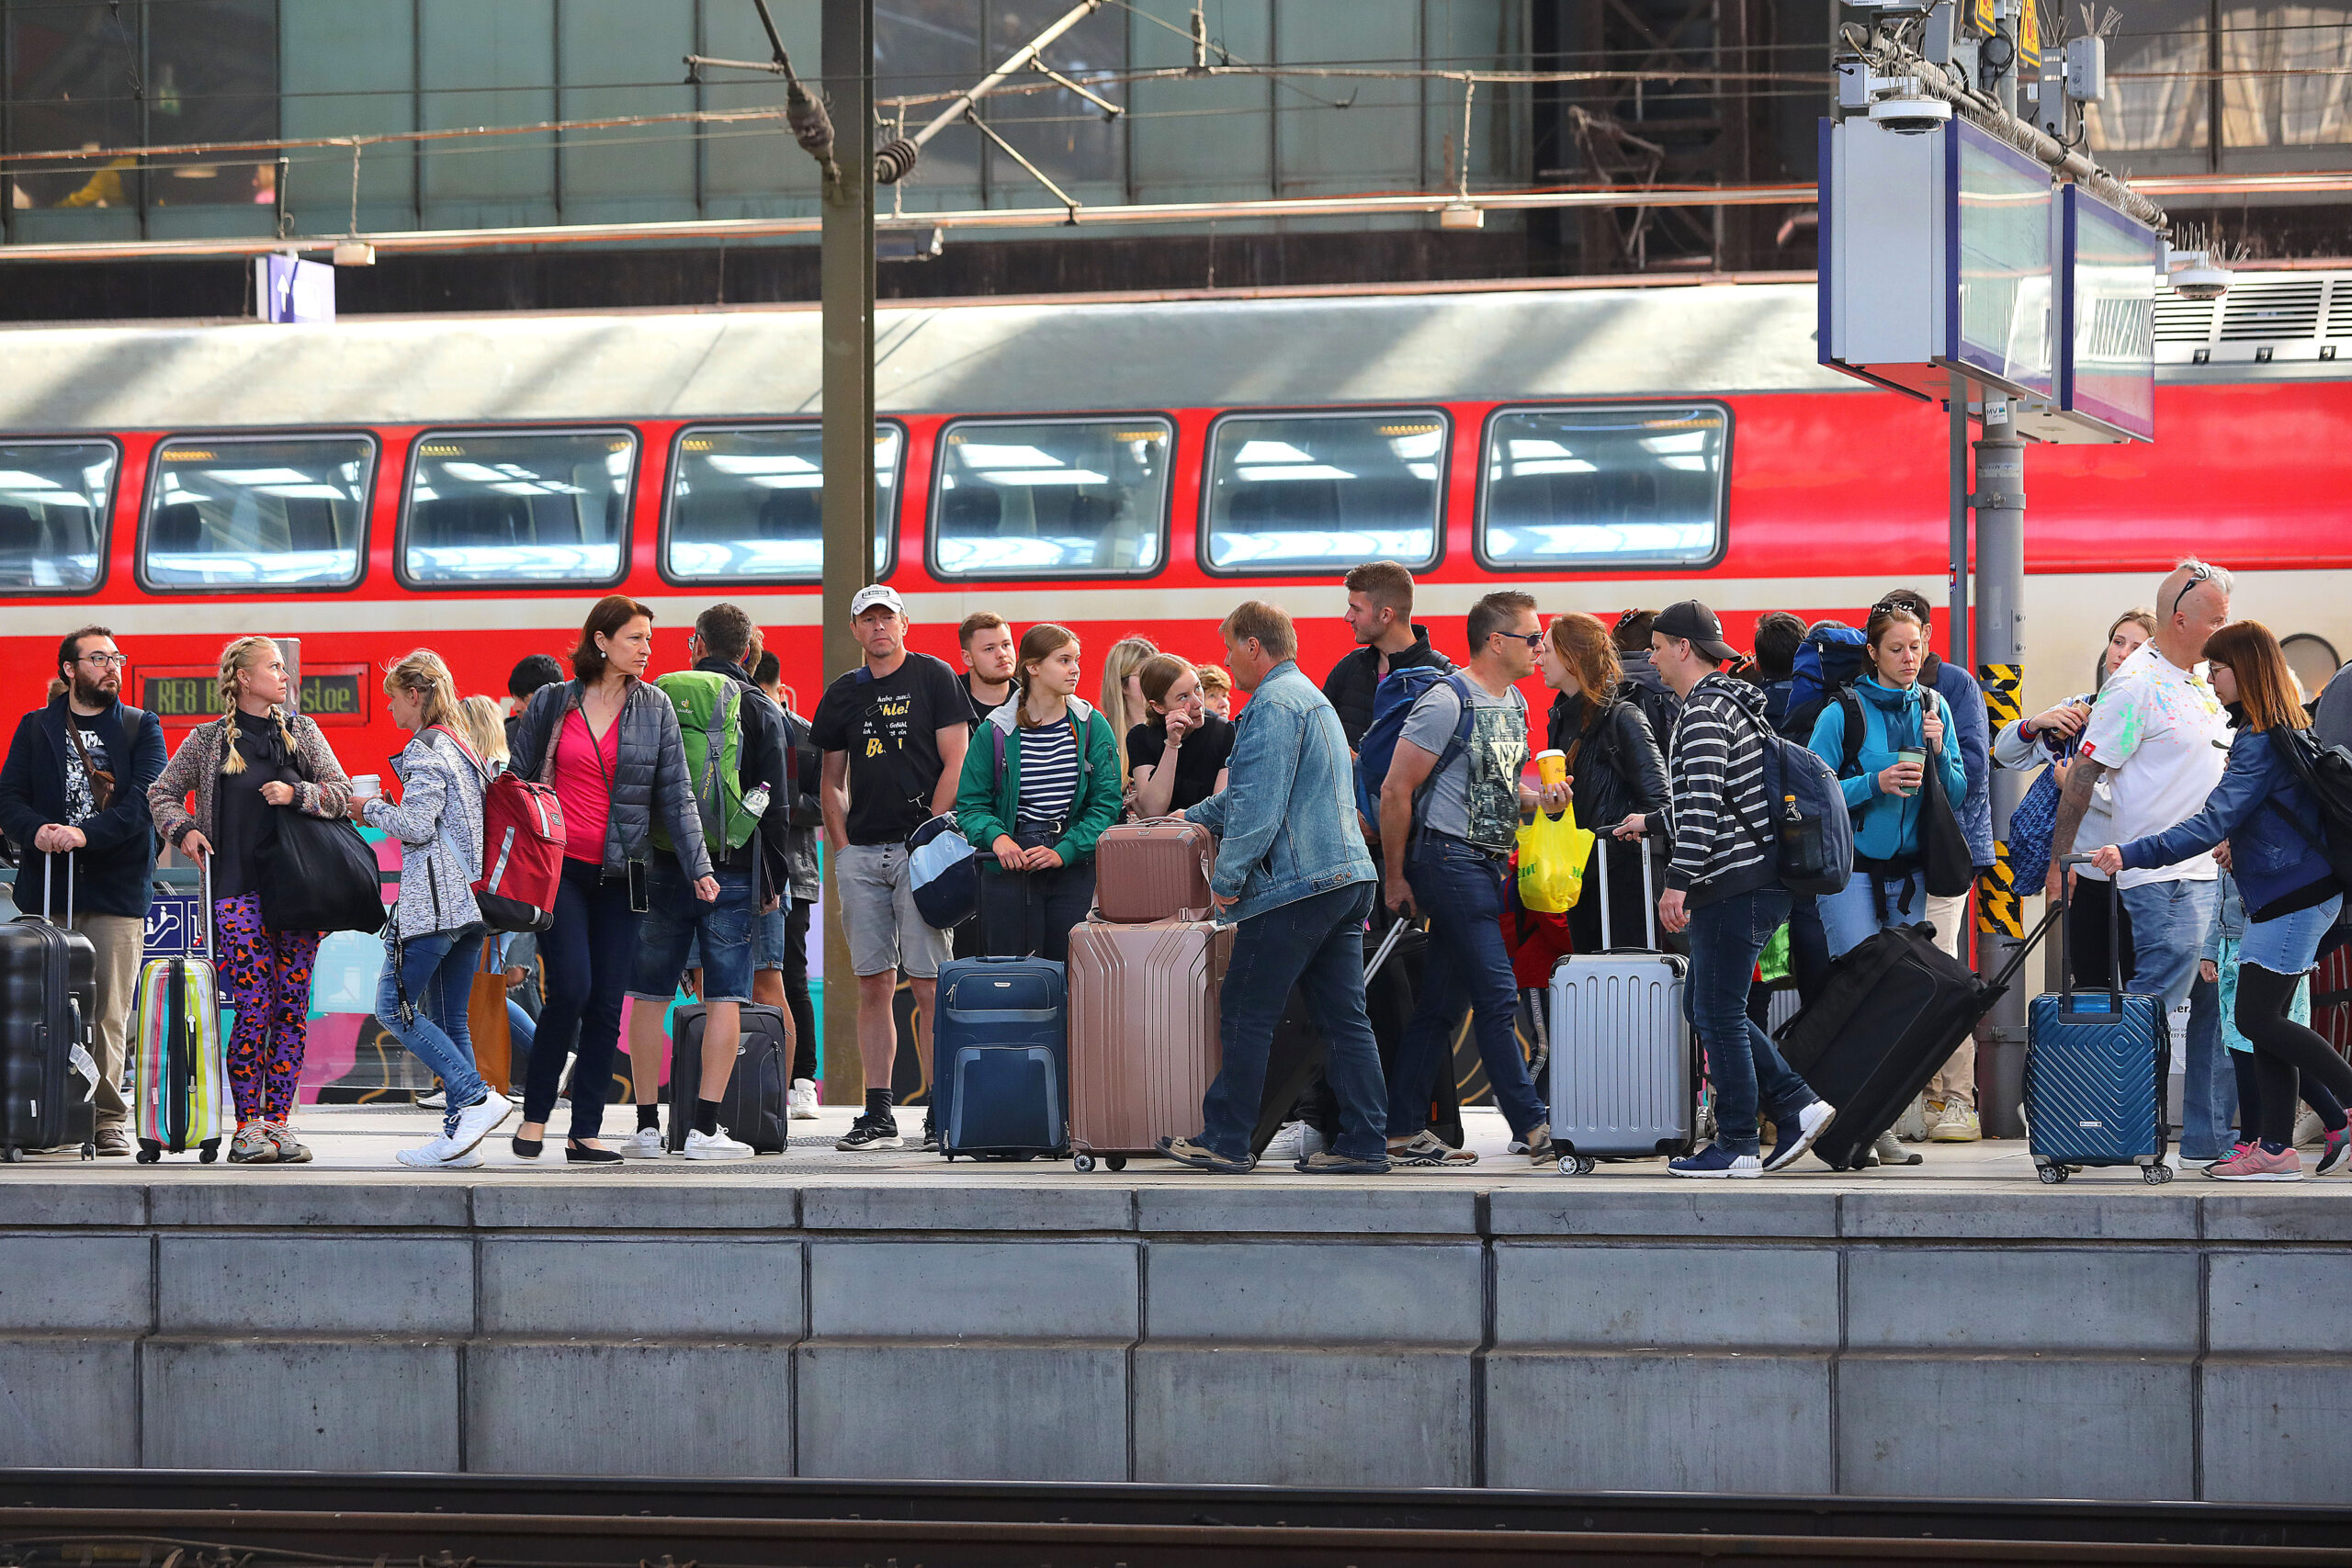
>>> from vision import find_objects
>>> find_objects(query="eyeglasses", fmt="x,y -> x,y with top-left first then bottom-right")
2171,562 -> 2213,617
1495,630 -> 1545,649
76,653 -> 127,670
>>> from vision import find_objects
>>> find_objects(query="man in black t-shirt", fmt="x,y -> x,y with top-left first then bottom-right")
809,584 -> 971,1150
957,611 -> 1017,730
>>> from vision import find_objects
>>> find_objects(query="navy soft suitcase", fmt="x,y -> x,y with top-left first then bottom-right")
2024,861 -> 2173,1185
933,955 -> 1069,1160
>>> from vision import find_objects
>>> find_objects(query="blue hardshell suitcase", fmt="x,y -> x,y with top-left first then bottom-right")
2024,862 -> 2174,1185
933,955 -> 1069,1160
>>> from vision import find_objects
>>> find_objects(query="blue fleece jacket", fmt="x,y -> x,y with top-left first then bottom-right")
2119,720 -> 2336,920
1806,676 -> 1969,866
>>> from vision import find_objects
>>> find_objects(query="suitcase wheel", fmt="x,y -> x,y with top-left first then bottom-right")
2037,1164 -> 2068,1184
0,1147 -> 18,1164
136,1145 -> 160,1165
1073,1153 -> 1097,1173
2143,1163 -> 2174,1185
79,1142 -> 94,1161
1104,1155 -> 1126,1172
198,1145 -> 219,1164
1556,1155 -> 1597,1176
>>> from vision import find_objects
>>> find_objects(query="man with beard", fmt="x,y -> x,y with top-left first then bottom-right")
0,627 -> 168,1156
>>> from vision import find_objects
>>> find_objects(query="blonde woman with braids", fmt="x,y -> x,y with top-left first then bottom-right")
1096,634 -> 1159,785
344,652 -> 512,1168
148,637 -> 353,1164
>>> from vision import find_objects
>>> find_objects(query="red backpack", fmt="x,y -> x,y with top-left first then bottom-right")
429,725 -> 566,933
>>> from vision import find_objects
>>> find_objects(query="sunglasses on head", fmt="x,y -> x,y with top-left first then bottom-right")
2171,562 -> 2213,617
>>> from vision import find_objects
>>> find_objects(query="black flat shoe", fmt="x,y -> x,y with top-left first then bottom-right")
511,1134 -> 543,1159
565,1142 -> 622,1166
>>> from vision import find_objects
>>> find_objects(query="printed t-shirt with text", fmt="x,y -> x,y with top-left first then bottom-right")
2077,642 -> 2230,889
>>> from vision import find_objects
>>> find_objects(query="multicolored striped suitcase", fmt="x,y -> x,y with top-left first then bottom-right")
131,861 -> 226,1164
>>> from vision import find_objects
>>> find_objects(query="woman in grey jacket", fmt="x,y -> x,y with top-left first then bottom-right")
504,596 -> 714,1164
351,650 -> 512,1170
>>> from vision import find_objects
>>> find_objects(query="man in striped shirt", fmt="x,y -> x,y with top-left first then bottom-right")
1620,600 -> 1837,1178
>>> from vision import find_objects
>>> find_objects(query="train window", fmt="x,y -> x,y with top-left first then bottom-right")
141,435 -> 375,591
1477,403 -> 1730,570
664,423 -> 901,582
1201,412 -> 1444,573
932,418 -> 1171,579
0,441 -> 114,592
402,430 -> 636,587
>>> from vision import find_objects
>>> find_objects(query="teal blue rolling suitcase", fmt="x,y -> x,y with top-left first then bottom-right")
2025,862 -> 2173,1185
933,955 -> 1068,1160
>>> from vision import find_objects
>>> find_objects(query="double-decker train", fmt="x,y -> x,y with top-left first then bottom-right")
0,274 -> 2346,773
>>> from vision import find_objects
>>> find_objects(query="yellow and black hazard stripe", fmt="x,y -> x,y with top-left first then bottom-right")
1977,841 -> 2024,939
1979,662 -> 2022,732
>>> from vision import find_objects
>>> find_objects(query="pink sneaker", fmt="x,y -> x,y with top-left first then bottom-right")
2207,1144 -> 2304,1182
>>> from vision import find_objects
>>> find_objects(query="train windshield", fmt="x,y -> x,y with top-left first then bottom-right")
665,424 -> 899,581
1202,412 -> 1443,572
404,430 -> 635,586
1480,405 -> 1728,570
142,436 -> 374,590
933,418 -> 1170,578
0,441 -> 113,592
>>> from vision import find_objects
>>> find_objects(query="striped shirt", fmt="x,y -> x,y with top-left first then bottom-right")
1663,672 -> 1777,907
1017,718 -> 1081,825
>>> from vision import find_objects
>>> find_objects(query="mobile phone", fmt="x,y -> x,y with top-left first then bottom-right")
627,858 -> 650,913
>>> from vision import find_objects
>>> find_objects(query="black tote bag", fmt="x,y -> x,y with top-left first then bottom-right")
259,810 -> 388,934
1917,730 -> 1975,899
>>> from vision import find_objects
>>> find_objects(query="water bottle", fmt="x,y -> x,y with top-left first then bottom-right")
743,784 -> 771,818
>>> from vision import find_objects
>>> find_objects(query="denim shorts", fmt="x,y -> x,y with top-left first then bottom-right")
628,859 -> 756,1004
2237,893 -> 2345,977
753,904 -> 786,972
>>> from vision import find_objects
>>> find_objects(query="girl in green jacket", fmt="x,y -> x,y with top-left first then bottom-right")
953,623 -> 1124,964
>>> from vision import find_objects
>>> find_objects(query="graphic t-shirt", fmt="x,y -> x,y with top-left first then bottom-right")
1125,713 -> 1236,813
2078,643 -> 2230,888
62,718 -> 109,825
809,652 -> 967,845
1398,675 -> 1528,853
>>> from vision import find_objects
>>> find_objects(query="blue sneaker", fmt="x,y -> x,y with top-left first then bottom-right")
1668,1143 -> 1761,1179
1763,1100 -> 1838,1173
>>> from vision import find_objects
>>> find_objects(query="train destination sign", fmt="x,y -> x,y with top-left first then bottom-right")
141,664 -> 368,726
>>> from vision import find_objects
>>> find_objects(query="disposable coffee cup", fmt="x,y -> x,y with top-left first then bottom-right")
1894,749 -> 1926,795
350,774 -> 382,802
1535,750 -> 1567,790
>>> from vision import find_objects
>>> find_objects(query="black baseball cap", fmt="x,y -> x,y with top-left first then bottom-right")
1653,599 -> 1738,663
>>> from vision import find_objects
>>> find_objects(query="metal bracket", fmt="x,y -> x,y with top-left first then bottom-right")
1970,491 -> 2026,511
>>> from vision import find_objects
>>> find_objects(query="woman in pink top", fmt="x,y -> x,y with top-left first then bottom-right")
505,595 -> 714,1164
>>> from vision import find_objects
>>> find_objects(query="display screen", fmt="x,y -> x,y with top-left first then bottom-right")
1951,120 -> 2054,399
2065,186 -> 2159,441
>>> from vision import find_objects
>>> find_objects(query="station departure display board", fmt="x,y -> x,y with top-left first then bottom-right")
2061,185 -> 2160,442
1950,119 -> 2054,402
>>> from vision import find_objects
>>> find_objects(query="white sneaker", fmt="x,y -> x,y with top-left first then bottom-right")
446,1089 -> 513,1156
415,1086 -> 446,1111
683,1126 -> 754,1160
1261,1121 -> 1326,1162
619,1126 -> 667,1159
395,1136 -> 480,1168
2294,1104 -> 2325,1148
789,1078 -> 821,1120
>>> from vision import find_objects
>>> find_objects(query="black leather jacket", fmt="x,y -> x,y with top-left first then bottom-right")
509,677 -> 712,879
1546,685 -> 1670,836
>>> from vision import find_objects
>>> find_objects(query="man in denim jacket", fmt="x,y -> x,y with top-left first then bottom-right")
1159,601 -> 1393,1175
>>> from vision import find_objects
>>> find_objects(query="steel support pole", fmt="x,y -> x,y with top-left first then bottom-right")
1973,400 -> 2030,1137
819,0 -> 875,1115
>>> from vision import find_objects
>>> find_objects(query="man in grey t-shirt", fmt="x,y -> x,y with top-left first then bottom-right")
1375,591 -> 1567,1168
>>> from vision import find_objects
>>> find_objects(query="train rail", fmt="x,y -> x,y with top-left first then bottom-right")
5,1472 -> 2351,1567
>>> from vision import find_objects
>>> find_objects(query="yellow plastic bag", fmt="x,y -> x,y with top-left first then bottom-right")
1516,802 -> 1595,914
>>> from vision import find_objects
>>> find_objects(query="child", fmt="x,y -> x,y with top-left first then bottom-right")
1195,663 -> 1234,720
2207,867 -> 2351,1172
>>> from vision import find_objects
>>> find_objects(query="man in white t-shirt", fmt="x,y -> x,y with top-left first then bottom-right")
2052,560 -> 2232,1154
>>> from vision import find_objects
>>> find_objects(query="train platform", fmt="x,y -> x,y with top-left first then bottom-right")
1,1101 -> 2345,1511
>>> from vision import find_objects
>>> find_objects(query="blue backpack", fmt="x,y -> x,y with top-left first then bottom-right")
1733,705 -> 1855,897
1781,623 -> 1870,740
1354,668 -> 1477,832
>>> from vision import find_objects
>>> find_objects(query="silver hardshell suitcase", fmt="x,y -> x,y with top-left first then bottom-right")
1546,839 -> 1695,1174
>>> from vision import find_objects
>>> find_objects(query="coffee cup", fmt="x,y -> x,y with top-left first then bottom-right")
350,774 -> 382,802
1535,750 -> 1567,791
1894,749 -> 1926,795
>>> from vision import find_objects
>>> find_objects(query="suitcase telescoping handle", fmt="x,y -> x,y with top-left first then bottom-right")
1593,829 -> 1661,954
2054,852 -> 2126,1023
1363,912 -> 1414,984
41,848 -> 72,928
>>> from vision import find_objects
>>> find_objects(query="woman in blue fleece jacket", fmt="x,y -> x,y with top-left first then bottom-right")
2093,620 -> 2349,1182
1807,603 -> 1967,958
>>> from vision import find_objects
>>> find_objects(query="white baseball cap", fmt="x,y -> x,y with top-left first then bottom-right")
850,583 -> 904,616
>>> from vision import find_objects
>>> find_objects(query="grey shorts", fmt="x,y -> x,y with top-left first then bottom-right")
838,840 -> 954,980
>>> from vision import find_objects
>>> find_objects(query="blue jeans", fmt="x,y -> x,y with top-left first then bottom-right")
1687,886 -> 1815,1156
506,997 -> 536,1087
629,858 -> 756,1004
1197,880 -> 1389,1163
1819,864 -> 1928,958
523,858 -> 643,1142
1389,835 -> 1548,1141
378,926 -> 490,1119
2178,970 -> 2234,1159
2119,876 -> 2221,1154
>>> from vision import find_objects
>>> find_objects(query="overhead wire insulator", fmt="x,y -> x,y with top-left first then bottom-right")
785,74 -> 838,180
874,138 -> 920,185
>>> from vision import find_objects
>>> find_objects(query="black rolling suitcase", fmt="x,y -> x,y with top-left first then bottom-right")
1250,918 -> 1422,1156
664,1002 -> 790,1154
0,855 -> 100,1162
1776,904 -> 2057,1169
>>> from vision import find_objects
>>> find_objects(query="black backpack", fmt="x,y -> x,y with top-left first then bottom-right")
2268,728 -> 2352,889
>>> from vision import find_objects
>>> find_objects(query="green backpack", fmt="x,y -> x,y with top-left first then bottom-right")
653,671 -> 758,856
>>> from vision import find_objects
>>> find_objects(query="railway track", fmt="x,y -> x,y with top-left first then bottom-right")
5,1473 -> 2352,1567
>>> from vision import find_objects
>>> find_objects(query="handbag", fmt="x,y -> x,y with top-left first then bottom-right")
1917,728 -> 1974,899
2007,764 -> 2064,896
1515,802 -> 1596,915
258,810 -> 389,934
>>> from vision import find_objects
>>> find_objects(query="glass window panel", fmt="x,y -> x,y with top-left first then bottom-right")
280,0 -> 416,231
1203,412 -> 1443,572
1478,405 -> 1728,570
6,2 -> 143,214
144,436 -> 374,589
980,2 -> 1127,206
560,0 -> 696,224
1274,2 -> 1423,197
417,0 -> 557,229
666,424 -> 901,581
1129,0 -> 1272,201
145,0 -> 278,209
404,431 -> 634,585
2086,0 -> 2212,155
933,419 -> 1170,577
2222,6 -> 2352,149
0,441 -> 113,592
701,0 -> 826,214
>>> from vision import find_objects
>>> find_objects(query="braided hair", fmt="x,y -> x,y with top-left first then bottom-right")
214,636 -> 298,776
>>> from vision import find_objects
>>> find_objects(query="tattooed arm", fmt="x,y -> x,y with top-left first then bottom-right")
2045,756 -> 2110,904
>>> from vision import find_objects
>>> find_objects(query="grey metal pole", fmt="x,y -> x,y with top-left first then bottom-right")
1973,399 -> 2030,1137
1949,368 -> 1971,672
819,0 -> 875,1117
